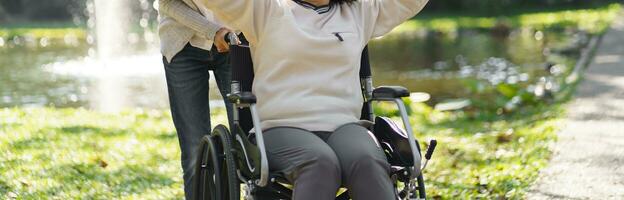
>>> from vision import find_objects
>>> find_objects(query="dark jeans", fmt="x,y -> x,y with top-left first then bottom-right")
163,43 -> 233,200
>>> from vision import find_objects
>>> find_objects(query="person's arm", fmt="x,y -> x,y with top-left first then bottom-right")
159,0 -> 222,40
200,0 -> 275,44
360,0 -> 428,39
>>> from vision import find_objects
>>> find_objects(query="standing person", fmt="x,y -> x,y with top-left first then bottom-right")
200,0 -> 428,199
157,0 -> 234,199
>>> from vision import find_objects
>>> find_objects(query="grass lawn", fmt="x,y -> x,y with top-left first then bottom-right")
0,108 -> 227,199
395,3 -> 621,34
1,102 -> 562,199
406,103 -> 562,199
0,22 -> 86,41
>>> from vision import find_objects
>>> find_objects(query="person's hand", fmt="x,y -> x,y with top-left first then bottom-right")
214,27 -> 234,53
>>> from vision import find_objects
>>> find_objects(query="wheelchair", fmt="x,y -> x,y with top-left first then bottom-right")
194,34 -> 438,200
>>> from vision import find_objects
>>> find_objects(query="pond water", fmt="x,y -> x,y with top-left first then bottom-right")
369,28 -> 581,104
0,27 -> 582,110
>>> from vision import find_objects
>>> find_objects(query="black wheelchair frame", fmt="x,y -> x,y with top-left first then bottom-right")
194,34 -> 437,200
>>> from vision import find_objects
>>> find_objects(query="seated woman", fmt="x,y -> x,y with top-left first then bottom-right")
201,0 -> 428,199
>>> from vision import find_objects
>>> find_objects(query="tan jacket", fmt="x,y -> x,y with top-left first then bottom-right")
158,0 -> 222,62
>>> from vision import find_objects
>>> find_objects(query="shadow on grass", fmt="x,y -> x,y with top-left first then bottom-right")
0,178 -> 10,196
29,163 -> 176,197
0,122 -> 24,129
59,125 -> 129,137
425,103 -> 563,137
154,131 -> 178,140
9,136 -> 50,150
426,179 -> 481,199
59,125 -> 177,140
9,125 -> 176,151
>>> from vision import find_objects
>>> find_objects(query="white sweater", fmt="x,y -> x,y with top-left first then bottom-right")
202,0 -> 428,132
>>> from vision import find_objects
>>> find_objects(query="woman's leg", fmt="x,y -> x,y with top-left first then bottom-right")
263,127 -> 342,200
327,124 -> 396,200
207,45 -> 234,126
163,43 -> 213,200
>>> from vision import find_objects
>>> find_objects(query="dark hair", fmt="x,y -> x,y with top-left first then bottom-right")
330,0 -> 357,5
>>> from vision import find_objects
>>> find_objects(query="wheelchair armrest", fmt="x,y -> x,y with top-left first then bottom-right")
228,92 -> 268,186
372,86 -> 410,100
228,92 -> 257,105
371,86 -> 423,176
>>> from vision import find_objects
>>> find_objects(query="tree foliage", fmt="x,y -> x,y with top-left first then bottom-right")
0,0 -> 619,23
0,0 -> 84,22
425,0 -> 620,15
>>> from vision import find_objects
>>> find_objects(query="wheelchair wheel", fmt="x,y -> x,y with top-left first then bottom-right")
195,135 -> 223,200
416,173 -> 426,199
212,125 -> 240,200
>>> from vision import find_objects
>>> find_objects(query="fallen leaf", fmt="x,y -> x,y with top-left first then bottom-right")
94,157 -> 108,168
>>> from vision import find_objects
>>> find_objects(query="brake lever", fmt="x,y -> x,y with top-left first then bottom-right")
420,139 -> 437,172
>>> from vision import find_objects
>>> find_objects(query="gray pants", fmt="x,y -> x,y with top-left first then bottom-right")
263,123 -> 396,200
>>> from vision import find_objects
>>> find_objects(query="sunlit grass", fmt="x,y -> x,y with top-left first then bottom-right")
0,108 -> 227,199
407,103 -> 561,199
1,101 -> 560,199
372,97 -> 563,199
0,28 -> 86,40
393,3 -> 621,34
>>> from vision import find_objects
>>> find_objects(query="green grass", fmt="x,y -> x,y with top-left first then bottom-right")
0,22 -> 86,41
0,108 -> 227,199
393,3 -> 621,34
1,101 -> 561,199
406,102 -> 562,199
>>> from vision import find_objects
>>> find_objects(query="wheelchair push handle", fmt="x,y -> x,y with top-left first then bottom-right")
425,139 -> 437,160
224,32 -> 231,43
224,32 -> 241,46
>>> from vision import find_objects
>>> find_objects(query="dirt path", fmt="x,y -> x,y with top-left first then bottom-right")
527,16 -> 624,200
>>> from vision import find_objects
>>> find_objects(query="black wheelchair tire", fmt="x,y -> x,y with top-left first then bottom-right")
212,125 -> 240,200
416,173 -> 426,199
195,135 -> 223,200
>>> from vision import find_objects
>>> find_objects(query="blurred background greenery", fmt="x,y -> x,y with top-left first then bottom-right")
0,0 -> 621,22
0,0 -> 621,199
